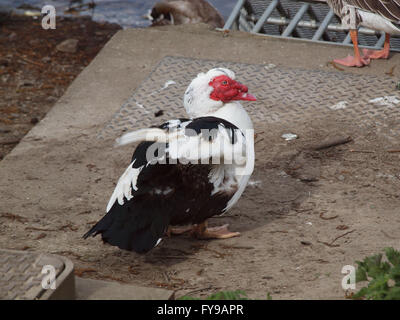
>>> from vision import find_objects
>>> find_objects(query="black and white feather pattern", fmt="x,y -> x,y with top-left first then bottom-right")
83,116 -> 247,253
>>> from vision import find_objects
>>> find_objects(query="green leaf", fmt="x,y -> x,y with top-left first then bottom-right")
352,247 -> 400,300
355,266 -> 367,282
386,247 -> 400,266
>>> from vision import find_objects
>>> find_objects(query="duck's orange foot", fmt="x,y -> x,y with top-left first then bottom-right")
333,55 -> 370,67
167,225 -> 194,236
362,48 -> 390,60
193,223 -> 240,239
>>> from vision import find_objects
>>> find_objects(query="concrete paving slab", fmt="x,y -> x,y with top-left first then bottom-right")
1,24 -> 400,299
75,277 -> 174,300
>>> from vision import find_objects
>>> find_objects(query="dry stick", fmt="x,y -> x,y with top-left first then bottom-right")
311,136 -> 353,151
349,149 -> 375,154
15,53 -> 45,68
327,61 -> 345,71
387,150 -> 400,153
25,226 -> 57,232
184,286 -> 214,296
318,230 -> 355,247
0,212 -> 28,223
219,244 -> 255,250
385,65 -> 396,76
255,138 -> 264,145
330,229 -> 355,245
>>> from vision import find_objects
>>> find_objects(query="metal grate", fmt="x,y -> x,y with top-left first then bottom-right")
0,249 -> 65,300
224,0 -> 400,52
98,56 -> 400,140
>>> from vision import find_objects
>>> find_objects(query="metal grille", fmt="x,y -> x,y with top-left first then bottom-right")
224,0 -> 400,52
99,56 -> 400,140
0,249 -> 65,300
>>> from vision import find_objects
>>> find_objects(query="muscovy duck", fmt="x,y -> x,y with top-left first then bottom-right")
83,68 -> 256,253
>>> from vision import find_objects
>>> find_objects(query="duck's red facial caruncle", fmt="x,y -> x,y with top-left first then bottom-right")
209,75 -> 257,103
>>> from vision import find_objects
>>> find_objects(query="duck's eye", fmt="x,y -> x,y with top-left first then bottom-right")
221,80 -> 228,85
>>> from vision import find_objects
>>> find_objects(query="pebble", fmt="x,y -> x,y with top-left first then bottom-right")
56,39 -> 79,53
41,56 -> 51,63
281,133 -> 298,141
8,32 -> 17,40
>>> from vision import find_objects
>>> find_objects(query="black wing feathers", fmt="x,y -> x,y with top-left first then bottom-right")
83,116 -> 238,253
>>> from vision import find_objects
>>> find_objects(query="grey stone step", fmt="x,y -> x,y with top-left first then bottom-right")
75,277 -> 174,300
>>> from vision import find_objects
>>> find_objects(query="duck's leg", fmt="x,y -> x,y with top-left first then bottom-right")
362,33 -> 390,60
167,225 -> 193,236
192,221 -> 240,239
334,30 -> 370,67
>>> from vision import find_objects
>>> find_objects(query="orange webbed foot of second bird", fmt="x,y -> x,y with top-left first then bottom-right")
362,48 -> 390,60
333,55 -> 370,67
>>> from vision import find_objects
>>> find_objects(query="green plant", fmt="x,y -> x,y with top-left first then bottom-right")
352,247 -> 400,300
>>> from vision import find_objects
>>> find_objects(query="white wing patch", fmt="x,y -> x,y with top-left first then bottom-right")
167,125 -> 247,165
106,160 -> 143,212
116,121 -> 247,166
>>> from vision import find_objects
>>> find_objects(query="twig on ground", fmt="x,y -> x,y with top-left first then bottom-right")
349,149 -> 375,154
15,53 -> 45,68
330,230 -> 355,245
318,230 -> 355,247
310,135 -> 353,151
385,65 -> 396,76
25,226 -> 57,231
327,61 -> 345,71
184,286 -> 214,296
74,268 -> 97,277
0,212 -> 29,223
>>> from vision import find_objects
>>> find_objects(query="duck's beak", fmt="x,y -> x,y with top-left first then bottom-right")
233,81 -> 257,101
235,91 -> 257,101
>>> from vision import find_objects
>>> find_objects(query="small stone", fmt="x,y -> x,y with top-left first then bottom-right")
8,32 -> 17,40
56,39 -> 79,53
264,63 -> 276,70
41,56 -> 51,63
281,133 -> 298,141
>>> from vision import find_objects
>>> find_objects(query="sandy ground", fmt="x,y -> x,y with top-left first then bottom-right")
1,24 -> 400,299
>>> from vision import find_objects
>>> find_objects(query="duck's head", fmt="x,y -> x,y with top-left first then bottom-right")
184,68 -> 256,118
